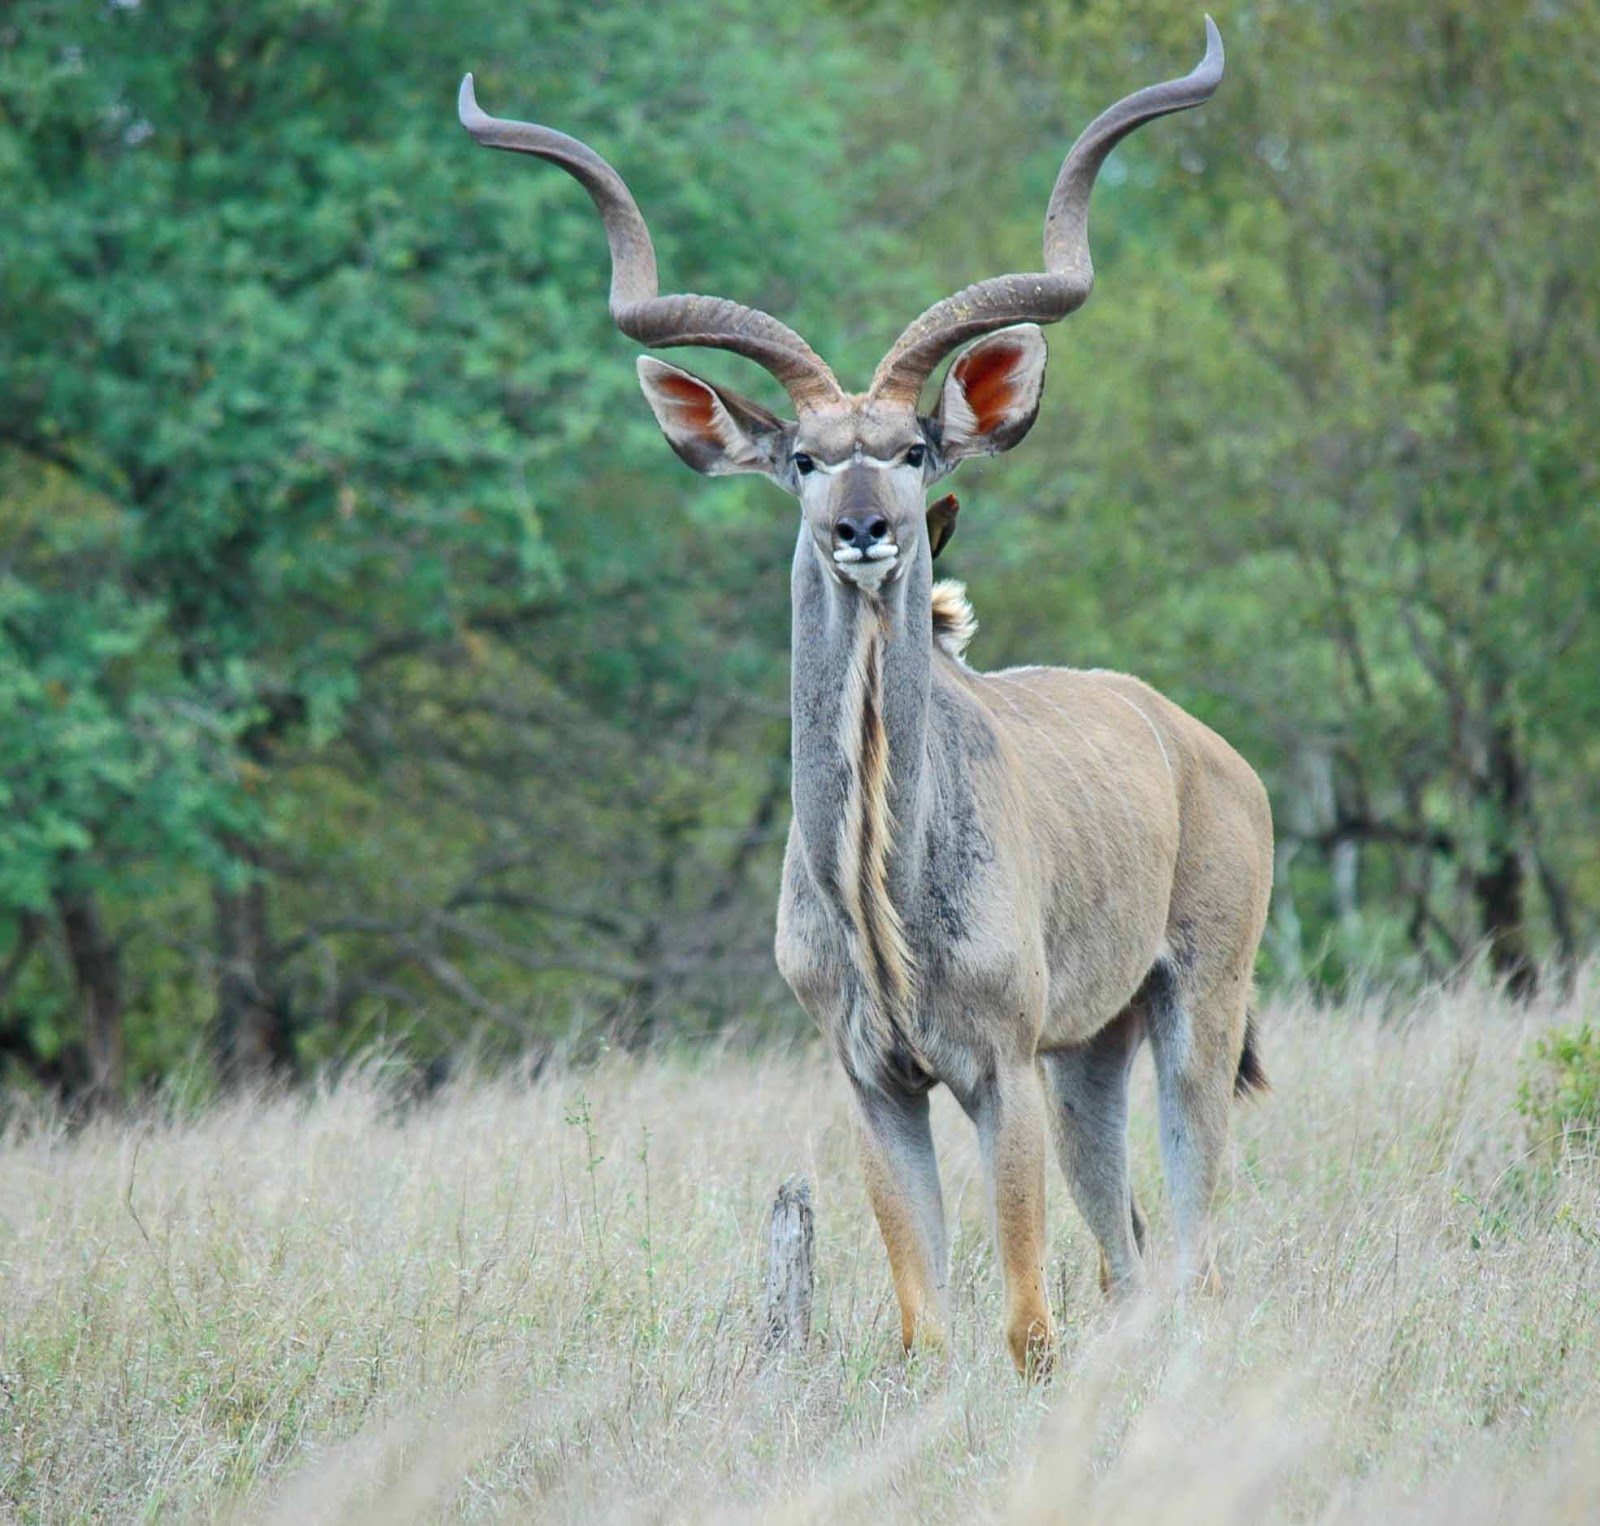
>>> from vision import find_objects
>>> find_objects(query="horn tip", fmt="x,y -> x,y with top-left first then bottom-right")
458,72 -> 486,132
1200,16 -> 1225,81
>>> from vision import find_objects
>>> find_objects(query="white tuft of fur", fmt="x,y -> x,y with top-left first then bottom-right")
930,580 -> 977,661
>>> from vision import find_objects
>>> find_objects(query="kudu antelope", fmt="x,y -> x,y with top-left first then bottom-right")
460,15 -> 1272,1375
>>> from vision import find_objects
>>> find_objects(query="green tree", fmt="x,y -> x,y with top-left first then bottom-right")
874,0 -> 1600,986
0,0 -> 949,1088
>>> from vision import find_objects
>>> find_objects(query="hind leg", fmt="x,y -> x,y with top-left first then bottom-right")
1147,968 -> 1250,1286
1040,1007 -> 1147,1297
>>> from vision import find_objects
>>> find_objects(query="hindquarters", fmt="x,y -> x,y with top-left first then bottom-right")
1044,953 -> 1264,1294
1028,672 -> 1273,1290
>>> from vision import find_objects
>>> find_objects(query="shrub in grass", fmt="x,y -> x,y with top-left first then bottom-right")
1518,1020 -> 1600,1164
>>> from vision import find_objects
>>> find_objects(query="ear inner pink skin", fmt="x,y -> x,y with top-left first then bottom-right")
656,371 -> 717,433
954,343 -> 1025,436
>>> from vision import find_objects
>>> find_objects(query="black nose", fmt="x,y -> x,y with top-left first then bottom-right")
833,511 -> 891,548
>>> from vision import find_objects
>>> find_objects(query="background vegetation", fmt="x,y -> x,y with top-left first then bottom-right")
3,0 -> 1598,1099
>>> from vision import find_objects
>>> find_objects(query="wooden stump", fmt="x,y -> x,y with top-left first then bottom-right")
761,1176 -> 815,1354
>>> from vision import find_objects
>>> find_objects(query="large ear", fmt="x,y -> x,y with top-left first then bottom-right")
636,357 -> 791,478
933,324 -> 1048,463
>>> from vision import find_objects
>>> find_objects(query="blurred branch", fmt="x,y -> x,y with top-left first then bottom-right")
0,425 -> 122,505
1299,815 -> 1457,858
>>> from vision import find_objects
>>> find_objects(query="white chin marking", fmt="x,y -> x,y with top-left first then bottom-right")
838,554 -> 897,592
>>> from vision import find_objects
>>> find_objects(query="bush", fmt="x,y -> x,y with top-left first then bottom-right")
1517,1021 -> 1600,1163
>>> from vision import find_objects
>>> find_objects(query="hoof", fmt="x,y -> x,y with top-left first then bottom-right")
900,1309 -> 950,1359
1098,1248 -> 1147,1301
1174,1256 -> 1224,1298
1008,1314 -> 1057,1381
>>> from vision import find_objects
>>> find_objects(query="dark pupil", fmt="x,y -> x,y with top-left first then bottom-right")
793,453 -> 815,476
906,444 -> 925,467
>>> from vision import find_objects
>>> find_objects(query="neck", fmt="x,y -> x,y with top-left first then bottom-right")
789,529 -> 934,1017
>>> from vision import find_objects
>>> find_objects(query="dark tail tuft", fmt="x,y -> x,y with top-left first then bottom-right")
1234,1011 -> 1269,1099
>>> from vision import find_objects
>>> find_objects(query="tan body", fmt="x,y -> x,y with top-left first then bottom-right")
953,663 -> 1270,1053
776,657 -> 1271,1063
459,14 -> 1261,1375
775,570 -> 1271,1372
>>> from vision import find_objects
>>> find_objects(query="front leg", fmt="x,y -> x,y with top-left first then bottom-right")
967,1059 -> 1056,1376
848,1076 -> 950,1354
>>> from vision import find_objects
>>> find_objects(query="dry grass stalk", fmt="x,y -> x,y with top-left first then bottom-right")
0,977 -> 1595,1522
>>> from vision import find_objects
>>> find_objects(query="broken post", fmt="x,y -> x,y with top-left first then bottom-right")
761,1176 -> 814,1354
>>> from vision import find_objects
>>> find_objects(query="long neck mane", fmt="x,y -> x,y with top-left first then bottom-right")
789,531 -> 934,1038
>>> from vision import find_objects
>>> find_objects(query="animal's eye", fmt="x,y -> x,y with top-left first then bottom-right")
905,444 -> 926,469
792,452 -> 815,476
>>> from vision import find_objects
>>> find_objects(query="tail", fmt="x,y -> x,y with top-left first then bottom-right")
1234,1010 -> 1269,1099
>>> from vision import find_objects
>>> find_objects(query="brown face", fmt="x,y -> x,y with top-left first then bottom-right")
634,325 -> 1051,588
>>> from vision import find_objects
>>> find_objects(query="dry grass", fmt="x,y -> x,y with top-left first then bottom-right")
2,978 -> 1598,1524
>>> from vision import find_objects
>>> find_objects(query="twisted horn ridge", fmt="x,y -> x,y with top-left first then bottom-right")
458,74 -> 845,412
868,16 -> 1223,409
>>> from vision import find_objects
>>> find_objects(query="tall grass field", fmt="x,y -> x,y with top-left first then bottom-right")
2,979 -> 1597,1523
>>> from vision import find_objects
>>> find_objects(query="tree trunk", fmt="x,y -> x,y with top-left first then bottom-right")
55,888 -> 124,1109
1533,846 -> 1577,978
1474,851 -> 1535,997
213,844 -> 289,1085
1472,718 -> 1536,998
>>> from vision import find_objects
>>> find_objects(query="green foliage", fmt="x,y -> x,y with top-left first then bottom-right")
1519,1020 -> 1600,1162
2,0 -> 1597,1091
908,0 -> 1600,987
0,0 -> 953,1086
0,460 -> 242,904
